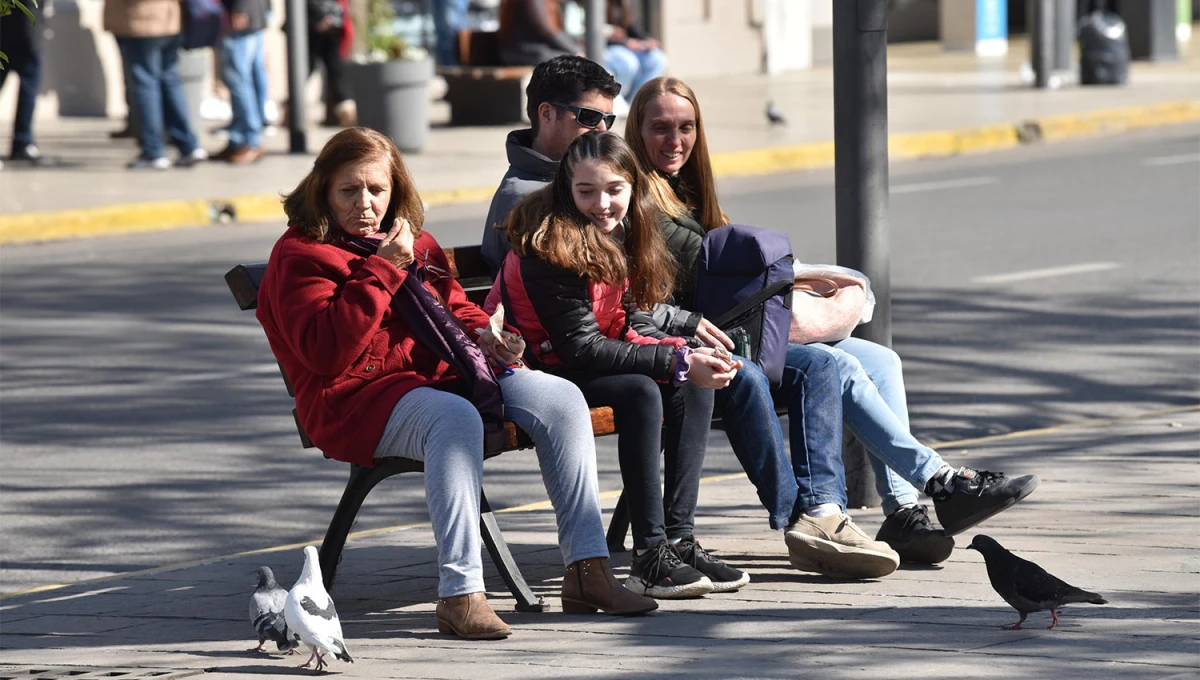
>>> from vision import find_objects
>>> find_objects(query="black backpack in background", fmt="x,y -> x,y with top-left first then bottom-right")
1078,2 -> 1130,85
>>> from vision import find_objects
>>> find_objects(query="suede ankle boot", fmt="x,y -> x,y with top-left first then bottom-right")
436,592 -> 512,639
561,557 -> 658,615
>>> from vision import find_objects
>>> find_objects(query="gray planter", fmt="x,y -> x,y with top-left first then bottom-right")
178,48 -> 211,137
347,57 -> 434,153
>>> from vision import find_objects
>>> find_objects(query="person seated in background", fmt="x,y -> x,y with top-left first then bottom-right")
498,0 -> 580,66
602,0 -> 666,116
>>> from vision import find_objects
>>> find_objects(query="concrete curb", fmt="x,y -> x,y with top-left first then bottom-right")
2,100 -> 1197,246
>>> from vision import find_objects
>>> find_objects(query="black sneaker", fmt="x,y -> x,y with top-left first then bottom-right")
673,537 -> 750,593
929,467 -> 1039,537
875,505 -> 955,564
624,540 -> 714,599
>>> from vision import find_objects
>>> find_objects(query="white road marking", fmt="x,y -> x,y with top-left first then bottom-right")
891,177 -> 998,194
972,262 -> 1122,285
1143,153 -> 1200,167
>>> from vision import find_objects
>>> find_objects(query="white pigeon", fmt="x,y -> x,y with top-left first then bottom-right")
284,546 -> 354,671
249,566 -> 298,654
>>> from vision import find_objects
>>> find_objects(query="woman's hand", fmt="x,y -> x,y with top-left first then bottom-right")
695,317 -> 735,351
376,218 -> 415,270
477,328 -> 526,367
681,347 -> 741,389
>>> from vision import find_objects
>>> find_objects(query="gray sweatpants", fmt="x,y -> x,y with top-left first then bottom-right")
375,368 -> 609,598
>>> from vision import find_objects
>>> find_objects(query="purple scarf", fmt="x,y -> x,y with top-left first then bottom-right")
336,230 -> 504,434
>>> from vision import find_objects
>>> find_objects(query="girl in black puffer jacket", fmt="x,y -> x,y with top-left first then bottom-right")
486,131 -> 752,599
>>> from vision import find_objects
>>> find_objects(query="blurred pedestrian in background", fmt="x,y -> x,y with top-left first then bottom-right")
1,1 -> 55,165
215,0 -> 269,163
498,0 -> 579,66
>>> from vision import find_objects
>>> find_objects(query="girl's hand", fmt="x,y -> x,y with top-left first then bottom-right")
683,350 -> 741,389
695,318 -> 734,350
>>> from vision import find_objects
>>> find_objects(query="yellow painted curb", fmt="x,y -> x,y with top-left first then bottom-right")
0,200 -> 212,245
2,99 -> 1197,246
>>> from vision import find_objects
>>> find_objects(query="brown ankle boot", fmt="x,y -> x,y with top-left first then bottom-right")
561,557 -> 658,615
435,592 -> 512,639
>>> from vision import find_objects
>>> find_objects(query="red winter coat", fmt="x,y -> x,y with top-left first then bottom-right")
256,226 -> 496,467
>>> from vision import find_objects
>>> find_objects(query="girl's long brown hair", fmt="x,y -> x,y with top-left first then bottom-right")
504,131 -> 676,309
283,127 -> 425,243
625,76 -> 730,232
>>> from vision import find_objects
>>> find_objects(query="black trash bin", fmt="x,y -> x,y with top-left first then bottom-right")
1078,5 -> 1130,85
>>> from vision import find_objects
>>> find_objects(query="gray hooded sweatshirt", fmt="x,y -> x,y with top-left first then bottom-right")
481,129 -> 559,276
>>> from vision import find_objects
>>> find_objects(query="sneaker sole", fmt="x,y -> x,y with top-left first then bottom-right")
886,534 -> 956,565
624,575 -> 714,599
941,475 -> 1040,537
784,532 -> 899,579
707,572 -> 751,593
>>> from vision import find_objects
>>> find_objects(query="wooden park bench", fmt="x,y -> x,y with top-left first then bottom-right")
440,29 -> 533,126
225,245 -> 628,614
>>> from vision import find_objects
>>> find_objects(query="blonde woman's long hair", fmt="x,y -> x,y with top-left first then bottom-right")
625,76 -> 730,232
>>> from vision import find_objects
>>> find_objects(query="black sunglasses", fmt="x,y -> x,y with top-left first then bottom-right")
551,102 -> 616,130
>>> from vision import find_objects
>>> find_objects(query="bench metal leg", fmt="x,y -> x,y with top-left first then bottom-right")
605,490 -> 630,553
319,463 -> 396,592
479,490 -> 546,613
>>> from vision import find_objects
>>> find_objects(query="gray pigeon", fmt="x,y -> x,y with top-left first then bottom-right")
968,535 -> 1107,630
285,546 -> 353,671
765,101 -> 787,126
249,566 -> 299,654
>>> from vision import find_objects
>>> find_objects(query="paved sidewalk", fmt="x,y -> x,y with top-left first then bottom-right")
1,408 -> 1197,679
1,38 -> 1198,227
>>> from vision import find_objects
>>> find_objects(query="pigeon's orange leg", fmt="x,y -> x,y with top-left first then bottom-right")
1049,610 -> 1060,629
299,651 -> 317,668
314,652 -> 327,671
1003,613 -> 1027,630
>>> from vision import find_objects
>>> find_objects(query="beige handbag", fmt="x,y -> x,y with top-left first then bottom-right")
789,270 -> 870,345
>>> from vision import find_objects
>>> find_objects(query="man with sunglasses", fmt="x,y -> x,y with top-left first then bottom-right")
481,55 -> 622,275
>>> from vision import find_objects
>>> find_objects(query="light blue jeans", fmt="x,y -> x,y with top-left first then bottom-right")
220,30 -> 265,149
605,44 -> 667,102
808,338 -> 945,516
374,369 -> 608,598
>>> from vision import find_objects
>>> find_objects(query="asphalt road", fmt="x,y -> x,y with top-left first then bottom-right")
1,125 -> 1197,595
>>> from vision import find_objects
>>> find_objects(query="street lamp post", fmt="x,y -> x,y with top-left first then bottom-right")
584,0 -> 606,63
833,0 -> 890,508
285,0 -> 309,153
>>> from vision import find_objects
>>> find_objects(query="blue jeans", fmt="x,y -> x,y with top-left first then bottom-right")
810,339 -> 946,515
117,34 -> 198,160
251,31 -> 269,123
605,44 -> 668,102
0,12 -> 41,152
716,345 -> 846,530
221,30 -> 265,149
431,0 -> 468,66
375,370 -> 608,598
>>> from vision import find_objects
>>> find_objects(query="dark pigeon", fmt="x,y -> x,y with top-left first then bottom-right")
249,566 -> 299,654
765,101 -> 787,126
968,535 -> 1107,630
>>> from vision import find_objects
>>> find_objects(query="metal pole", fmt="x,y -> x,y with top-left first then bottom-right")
1031,0 -> 1057,88
584,0 -> 606,63
833,0 -> 889,508
286,0 -> 309,153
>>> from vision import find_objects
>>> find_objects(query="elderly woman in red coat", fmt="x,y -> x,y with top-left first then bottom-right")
255,128 -> 655,641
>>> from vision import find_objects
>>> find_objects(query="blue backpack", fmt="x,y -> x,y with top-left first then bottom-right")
181,0 -> 224,50
693,225 -> 794,386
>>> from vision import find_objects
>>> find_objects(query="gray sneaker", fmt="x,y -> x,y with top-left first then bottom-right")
785,513 -> 900,579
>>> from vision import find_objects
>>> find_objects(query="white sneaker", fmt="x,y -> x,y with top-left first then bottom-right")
175,147 -> 208,168
127,156 -> 171,171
